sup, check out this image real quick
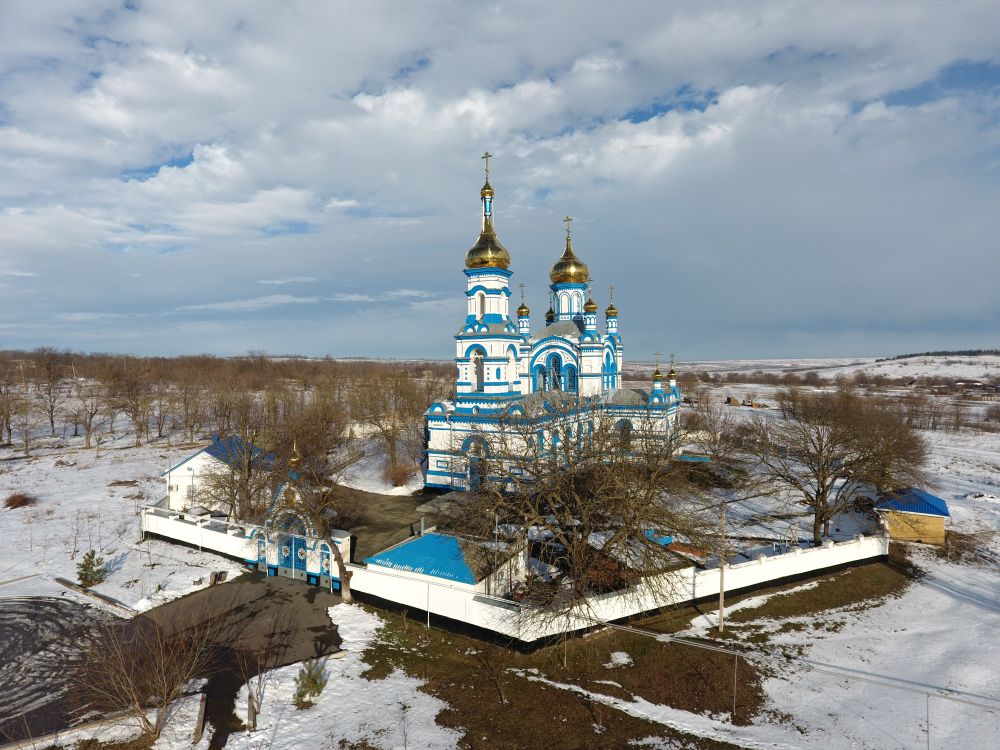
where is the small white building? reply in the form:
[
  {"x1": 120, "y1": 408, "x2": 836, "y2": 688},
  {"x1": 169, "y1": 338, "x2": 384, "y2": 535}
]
[{"x1": 161, "y1": 435, "x2": 263, "y2": 512}]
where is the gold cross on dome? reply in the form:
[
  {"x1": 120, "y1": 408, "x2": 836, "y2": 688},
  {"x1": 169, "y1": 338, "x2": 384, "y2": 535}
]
[
  {"x1": 563, "y1": 215, "x2": 573, "y2": 237},
  {"x1": 519, "y1": 282, "x2": 525, "y2": 302},
  {"x1": 608, "y1": 284, "x2": 615, "y2": 302},
  {"x1": 482, "y1": 151, "x2": 492, "y2": 177},
  {"x1": 670, "y1": 352, "x2": 676, "y2": 367},
  {"x1": 655, "y1": 352, "x2": 662, "y2": 367}
]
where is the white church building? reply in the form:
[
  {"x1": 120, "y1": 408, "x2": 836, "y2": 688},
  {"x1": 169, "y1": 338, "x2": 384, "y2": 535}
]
[{"x1": 424, "y1": 156, "x2": 682, "y2": 491}]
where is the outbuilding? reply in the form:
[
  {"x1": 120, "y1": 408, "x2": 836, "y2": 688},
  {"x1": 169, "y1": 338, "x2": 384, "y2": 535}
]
[{"x1": 874, "y1": 488, "x2": 951, "y2": 545}]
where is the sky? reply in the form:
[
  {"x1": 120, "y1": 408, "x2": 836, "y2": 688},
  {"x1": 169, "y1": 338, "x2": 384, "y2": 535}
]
[{"x1": 1, "y1": 1, "x2": 999, "y2": 362}]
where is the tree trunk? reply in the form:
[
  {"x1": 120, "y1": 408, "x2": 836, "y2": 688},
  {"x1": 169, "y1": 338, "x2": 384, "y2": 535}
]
[
  {"x1": 812, "y1": 513, "x2": 823, "y2": 545},
  {"x1": 326, "y1": 533, "x2": 353, "y2": 602}
]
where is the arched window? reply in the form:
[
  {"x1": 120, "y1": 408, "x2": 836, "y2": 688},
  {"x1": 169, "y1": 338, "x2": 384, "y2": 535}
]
[
  {"x1": 564, "y1": 364, "x2": 578, "y2": 392},
  {"x1": 476, "y1": 292, "x2": 486, "y2": 319},
  {"x1": 547, "y1": 354, "x2": 563, "y2": 391},
  {"x1": 472, "y1": 350, "x2": 485, "y2": 392}
]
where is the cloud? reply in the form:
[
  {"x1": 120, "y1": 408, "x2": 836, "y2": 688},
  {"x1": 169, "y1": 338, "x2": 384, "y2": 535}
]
[
  {"x1": 0, "y1": 2, "x2": 998, "y2": 358},
  {"x1": 178, "y1": 294, "x2": 320, "y2": 312},
  {"x1": 258, "y1": 276, "x2": 319, "y2": 285}
]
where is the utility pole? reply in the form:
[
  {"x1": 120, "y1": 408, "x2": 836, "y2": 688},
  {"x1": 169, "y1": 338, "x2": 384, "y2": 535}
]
[{"x1": 718, "y1": 499, "x2": 727, "y2": 634}]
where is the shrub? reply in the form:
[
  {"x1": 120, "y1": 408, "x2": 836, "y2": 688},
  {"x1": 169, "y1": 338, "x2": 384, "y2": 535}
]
[
  {"x1": 293, "y1": 657, "x2": 328, "y2": 709},
  {"x1": 77, "y1": 549, "x2": 107, "y2": 588},
  {"x1": 4, "y1": 493, "x2": 38, "y2": 509},
  {"x1": 383, "y1": 457, "x2": 416, "y2": 487}
]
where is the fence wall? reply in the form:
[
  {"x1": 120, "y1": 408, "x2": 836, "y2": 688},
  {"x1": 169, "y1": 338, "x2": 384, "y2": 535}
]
[
  {"x1": 347, "y1": 534, "x2": 889, "y2": 643},
  {"x1": 141, "y1": 504, "x2": 887, "y2": 644}
]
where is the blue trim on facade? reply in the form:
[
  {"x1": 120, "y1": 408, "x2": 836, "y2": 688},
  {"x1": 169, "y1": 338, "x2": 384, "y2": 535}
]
[{"x1": 465, "y1": 267, "x2": 513, "y2": 278}]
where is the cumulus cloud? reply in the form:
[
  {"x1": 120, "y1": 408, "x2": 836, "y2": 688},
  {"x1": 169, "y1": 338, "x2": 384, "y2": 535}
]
[{"x1": 0, "y1": 1, "x2": 998, "y2": 357}]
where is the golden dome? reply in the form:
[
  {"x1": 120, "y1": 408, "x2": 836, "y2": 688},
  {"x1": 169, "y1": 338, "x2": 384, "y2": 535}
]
[
  {"x1": 653, "y1": 366, "x2": 663, "y2": 381},
  {"x1": 465, "y1": 175, "x2": 510, "y2": 269},
  {"x1": 605, "y1": 302, "x2": 618, "y2": 317},
  {"x1": 584, "y1": 297, "x2": 597, "y2": 313},
  {"x1": 668, "y1": 367, "x2": 677, "y2": 380},
  {"x1": 465, "y1": 229, "x2": 510, "y2": 270},
  {"x1": 550, "y1": 233, "x2": 589, "y2": 284},
  {"x1": 516, "y1": 301, "x2": 530, "y2": 317},
  {"x1": 545, "y1": 306, "x2": 555, "y2": 323}
]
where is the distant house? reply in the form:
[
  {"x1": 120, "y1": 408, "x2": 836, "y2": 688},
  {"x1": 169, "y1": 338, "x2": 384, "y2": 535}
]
[
  {"x1": 161, "y1": 435, "x2": 265, "y2": 512},
  {"x1": 364, "y1": 531, "x2": 526, "y2": 597},
  {"x1": 874, "y1": 488, "x2": 950, "y2": 545}
]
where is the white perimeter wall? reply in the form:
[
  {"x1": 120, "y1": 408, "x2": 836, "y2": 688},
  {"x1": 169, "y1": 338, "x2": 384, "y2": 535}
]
[
  {"x1": 348, "y1": 535, "x2": 889, "y2": 643},
  {"x1": 142, "y1": 504, "x2": 888, "y2": 644}
]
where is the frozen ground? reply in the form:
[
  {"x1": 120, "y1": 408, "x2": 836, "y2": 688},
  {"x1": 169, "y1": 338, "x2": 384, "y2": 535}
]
[
  {"x1": 2, "y1": 363, "x2": 998, "y2": 749},
  {"x1": 626, "y1": 353, "x2": 1000, "y2": 380},
  {"x1": 217, "y1": 604, "x2": 459, "y2": 750},
  {"x1": 0, "y1": 432, "x2": 244, "y2": 611}
]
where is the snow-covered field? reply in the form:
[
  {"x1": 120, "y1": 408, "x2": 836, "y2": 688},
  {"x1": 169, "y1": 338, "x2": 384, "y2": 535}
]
[
  {"x1": 0, "y1": 432, "x2": 244, "y2": 611},
  {"x1": 216, "y1": 605, "x2": 460, "y2": 750},
  {"x1": 2, "y1": 356, "x2": 998, "y2": 749},
  {"x1": 626, "y1": 353, "x2": 1000, "y2": 382}
]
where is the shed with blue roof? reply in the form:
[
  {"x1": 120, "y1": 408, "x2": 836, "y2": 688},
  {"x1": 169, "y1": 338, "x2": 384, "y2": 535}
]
[{"x1": 875, "y1": 488, "x2": 950, "y2": 545}]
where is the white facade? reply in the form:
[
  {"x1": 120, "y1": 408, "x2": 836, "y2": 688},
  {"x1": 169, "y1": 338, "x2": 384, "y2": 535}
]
[{"x1": 425, "y1": 168, "x2": 682, "y2": 491}]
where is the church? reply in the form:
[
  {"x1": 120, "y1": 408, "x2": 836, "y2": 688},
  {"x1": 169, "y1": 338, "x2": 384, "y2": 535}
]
[{"x1": 423, "y1": 155, "x2": 681, "y2": 491}]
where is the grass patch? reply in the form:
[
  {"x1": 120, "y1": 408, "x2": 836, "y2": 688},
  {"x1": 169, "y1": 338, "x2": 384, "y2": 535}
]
[
  {"x1": 729, "y1": 558, "x2": 913, "y2": 624},
  {"x1": 354, "y1": 554, "x2": 921, "y2": 748},
  {"x1": 359, "y1": 608, "x2": 755, "y2": 749},
  {"x1": 4, "y1": 493, "x2": 38, "y2": 509}
]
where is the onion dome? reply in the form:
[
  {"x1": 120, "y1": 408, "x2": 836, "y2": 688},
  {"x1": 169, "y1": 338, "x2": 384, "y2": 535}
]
[
  {"x1": 466, "y1": 156, "x2": 510, "y2": 270},
  {"x1": 516, "y1": 301, "x2": 530, "y2": 317},
  {"x1": 584, "y1": 297, "x2": 597, "y2": 313},
  {"x1": 465, "y1": 202, "x2": 511, "y2": 270},
  {"x1": 550, "y1": 231, "x2": 589, "y2": 284},
  {"x1": 545, "y1": 306, "x2": 555, "y2": 324},
  {"x1": 653, "y1": 365, "x2": 663, "y2": 382},
  {"x1": 668, "y1": 366, "x2": 677, "y2": 381},
  {"x1": 605, "y1": 302, "x2": 618, "y2": 317}
]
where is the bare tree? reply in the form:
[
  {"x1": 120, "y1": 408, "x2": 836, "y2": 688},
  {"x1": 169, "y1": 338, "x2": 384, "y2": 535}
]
[
  {"x1": 0, "y1": 379, "x2": 15, "y2": 445},
  {"x1": 177, "y1": 378, "x2": 206, "y2": 444},
  {"x1": 742, "y1": 390, "x2": 927, "y2": 544},
  {"x1": 72, "y1": 613, "x2": 219, "y2": 740},
  {"x1": 13, "y1": 389, "x2": 38, "y2": 457},
  {"x1": 119, "y1": 366, "x2": 152, "y2": 447},
  {"x1": 197, "y1": 392, "x2": 273, "y2": 520},
  {"x1": 75, "y1": 381, "x2": 104, "y2": 449},
  {"x1": 150, "y1": 377, "x2": 173, "y2": 441},
  {"x1": 235, "y1": 612, "x2": 294, "y2": 732},
  {"x1": 268, "y1": 399, "x2": 362, "y2": 601},
  {"x1": 452, "y1": 398, "x2": 716, "y2": 643},
  {"x1": 35, "y1": 347, "x2": 66, "y2": 437},
  {"x1": 354, "y1": 373, "x2": 428, "y2": 486}
]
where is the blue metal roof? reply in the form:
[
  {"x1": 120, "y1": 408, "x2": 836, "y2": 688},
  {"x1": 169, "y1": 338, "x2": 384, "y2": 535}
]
[
  {"x1": 644, "y1": 530, "x2": 674, "y2": 546},
  {"x1": 676, "y1": 454, "x2": 711, "y2": 463},
  {"x1": 364, "y1": 533, "x2": 478, "y2": 584},
  {"x1": 203, "y1": 435, "x2": 264, "y2": 465},
  {"x1": 162, "y1": 435, "x2": 269, "y2": 476},
  {"x1": 876, "y1": 488, "x2": 951, "y2": 518}
]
